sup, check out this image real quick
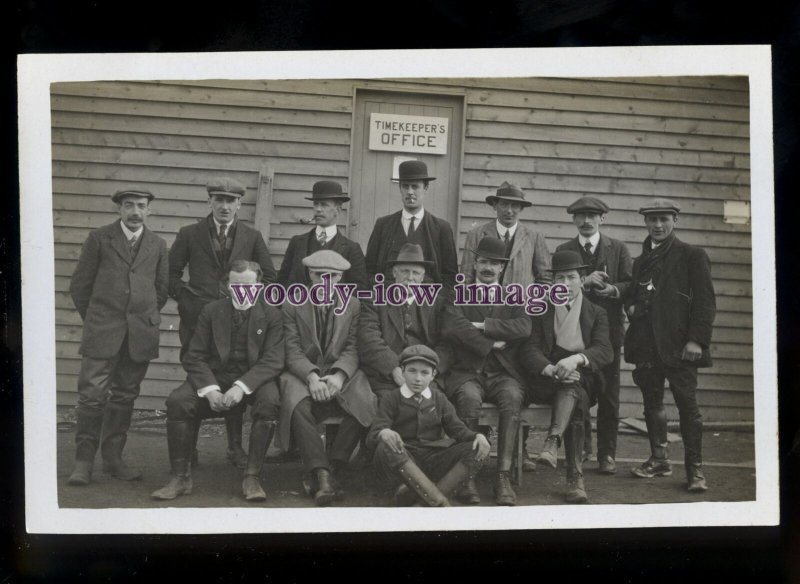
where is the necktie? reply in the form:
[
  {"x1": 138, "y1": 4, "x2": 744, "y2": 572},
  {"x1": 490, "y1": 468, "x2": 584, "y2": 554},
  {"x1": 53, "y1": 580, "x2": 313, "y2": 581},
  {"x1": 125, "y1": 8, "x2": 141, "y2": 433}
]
[
  {"x1": 408, "y1": 215, "x2": 416, "y2": 236},
  {"x1": 218, "y1": 223, "x2": 228, "y2": 247},
  {"x1": 584, "y1": 241, "x2": 593, "y2": 255},
  {"x1": 318, "y1": 229, "x2": 327, "y2": 246},
  {"x1": 503, "y1": 230, "x2": 510, "y2": 244},
  {"x1": 412, "y1": 393, "x2": 424, "y2": 405},
  {"x1": 128, "y1": 235, "x2": 137, "y2": 251},
  {"x1": 565, "y1": 303, "x2": 571, "y2": 312}
]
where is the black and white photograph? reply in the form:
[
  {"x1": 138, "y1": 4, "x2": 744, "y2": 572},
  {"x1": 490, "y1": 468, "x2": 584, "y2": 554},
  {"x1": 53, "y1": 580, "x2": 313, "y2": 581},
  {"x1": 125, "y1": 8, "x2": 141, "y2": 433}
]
[{"x1": 18, "y1": 46, "x2": 777, "y2": 533}]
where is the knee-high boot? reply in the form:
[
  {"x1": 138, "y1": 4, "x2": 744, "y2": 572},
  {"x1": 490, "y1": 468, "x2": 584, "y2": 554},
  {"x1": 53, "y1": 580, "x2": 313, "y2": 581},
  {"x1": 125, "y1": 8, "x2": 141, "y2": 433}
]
[
  {"x1": 494, "y1": 411, "x2": 519, "y2": 506},
  {"x1": 564, "y1": 417, "x2": 588, "y2": 503},
  {"x1": 225, "y1": 409, "x2": 248, "y2": 468},
  {"x1": 396, "y1": 459, "x2": 450, "y2": 507},
  {"x1": 151, "y1": 420, "x2": 194, "y2": 500},
  {"x1": 242, "y1": 420, "x2": 276, "y2": 502},
  {"x1": 67, "y1": 408, "x2": 104, "y2": 486},
  {"x1": 100, "y1": 401, "x2": 142, "y2": 481},
  {"x1": 455, "y1": 418, "x2": 481, "y2": 505}
]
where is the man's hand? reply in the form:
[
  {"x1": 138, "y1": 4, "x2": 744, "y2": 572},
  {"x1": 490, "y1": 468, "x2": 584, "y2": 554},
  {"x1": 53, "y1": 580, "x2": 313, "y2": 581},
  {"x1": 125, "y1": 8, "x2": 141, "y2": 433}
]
[
  {"x1": 492, "y1": 340, "x2": 507, "y2": 351},
  {"x1": 594, "y1": 282, "x2": 618, "y2": 298},
  {"x1": 626, "y1": 305, "x2": 636, "y2": 318},
  {"x1": 206, "y1": 389, "x2": 228, "y2": 413},
  {"x1": 473, "y1": 433, "x2": 491, "y2": 461},
  {"x1": 378, "y1": 428, "x2": 405, "y2": 454},
  {"x1": 307, "y1": 373, "x2": 330, "y2": 402},
  {"x1": 392, "y1": 366, "x2": 405, "y2": 388},
  {"x1": 222, "y1": 385, "x2": 245, "y2": 409},
  {"x1": 554, "y1": 354, "x2": 584, "y2": 379},
  {"x1": 681, "y1": 340, "x2": 703, "y2": 362},
  {"x1": 471, "y1": 321, "x2": 485, "y2": 330},
  {"x1": 583, "y1": 270, "x2": 608, "y2": 290},
  {"x1": 320, "y1": 371, "x2": 346, "y2": 398}
]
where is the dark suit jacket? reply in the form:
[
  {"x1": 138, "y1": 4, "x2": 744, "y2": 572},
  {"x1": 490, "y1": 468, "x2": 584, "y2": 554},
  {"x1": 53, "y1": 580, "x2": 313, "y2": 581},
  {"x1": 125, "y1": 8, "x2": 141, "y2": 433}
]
[
  {"x1": 182, "y1": 298, "x2": 284, "y2": 392},
  {"x1": 556, "y1": 233, "x2": 632, "y2": 349},
  {"x1": 520, "y1": 297, "x2": 613, "y2": 403},
  {"x1": 277, "y1": 228, "x2": 368, "y2": 289},
  {"x1": 70, "y1": 220, "x2": 168, "y2": 362},
  {"x1": 168, "y1": 215, "x2": 276, "y2": 331},
  {"x1": 624, "y1": 236, "x2": 716, "y2": 368},
  {"x1": 365, "y1": 210, "x2": 458, "y2": 290},
  {"x1": 443, "y1": 302, "x2": 531, "y2": 397}
]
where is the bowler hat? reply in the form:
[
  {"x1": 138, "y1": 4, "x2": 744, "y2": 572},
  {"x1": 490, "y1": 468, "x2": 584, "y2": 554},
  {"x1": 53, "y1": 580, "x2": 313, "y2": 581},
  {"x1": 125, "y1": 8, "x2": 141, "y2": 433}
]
[
  {"x1": 399, "y1": 344, "x2": 439, "y2": 369},
  {"x1": 638, "y1": 198, "x2": 681, "y2": 215},
  {"x1": 206, "y1": 176, "x2": 246, "y2": 198},
  {"x1": 385, "y1": 243, "x2": 433, "y2": 269},
  {"x1": 305, "y1": 180, "x2": 350, "y2": 203},
  {"x1": 547, "y1": 250, "x2": 589, "y2": 273},
  {"x1": 470, "y1": 236, "x2": 510, "y2": 262},
  {"x1": 302, "y1": 250, "x2": 351, "y2": 272},
  {"x1": 393, "y1": 160, "x2": 436, "y2": 182},
  {"x1": 566, "y1": 196, "x2": 609, "y2": 215},
  {"x1": 111, "y1": 188, "x2": 155, "y2": 204},
  {"x1": 485, "y1": 181, "x2": 532, "y2": 207}
]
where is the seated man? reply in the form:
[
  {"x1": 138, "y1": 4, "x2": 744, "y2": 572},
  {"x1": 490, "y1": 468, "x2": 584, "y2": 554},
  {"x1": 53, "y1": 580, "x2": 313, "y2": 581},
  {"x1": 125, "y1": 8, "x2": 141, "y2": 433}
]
[
  {"x1": 279, "y1": 250, "x2": 377, "y2": 506},
  {"x1": 151, "y1": 260, "x2": 284, "y2": 502},
  {"x1": 367, "y1": 345, "x2": 490, "y2": 507},
  {"x1": 520, "y1": 250, "x2": 613, "y2": 503},
  {"x1": 444, "y1": 237, "x2": 531, "y2": 506}
]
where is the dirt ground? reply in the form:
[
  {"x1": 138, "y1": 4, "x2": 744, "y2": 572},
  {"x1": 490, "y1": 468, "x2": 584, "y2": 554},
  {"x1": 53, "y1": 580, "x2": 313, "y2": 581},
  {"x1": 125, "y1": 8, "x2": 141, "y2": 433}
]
[{"x1": 56, "y1": 408, "x2": 756, "y2": 509}]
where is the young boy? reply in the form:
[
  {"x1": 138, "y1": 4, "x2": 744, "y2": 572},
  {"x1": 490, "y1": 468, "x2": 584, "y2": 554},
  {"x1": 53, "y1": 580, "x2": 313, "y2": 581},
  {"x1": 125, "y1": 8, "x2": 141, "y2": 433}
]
[{"x1": 366, "y1": 345, "x2": 491, "y2": 507}]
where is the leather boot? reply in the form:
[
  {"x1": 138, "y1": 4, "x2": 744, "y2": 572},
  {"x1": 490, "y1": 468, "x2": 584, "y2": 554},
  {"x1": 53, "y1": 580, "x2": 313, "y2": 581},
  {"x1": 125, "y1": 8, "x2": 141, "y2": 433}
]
[
  {"x1": 151, "y1": 420, "x2": 193, "y2": 500},
  {"x1": 396, "y1": 459, "x2": 450, "y2": 507},
  {"x1": 494, "y1": 411, "x2": 519, "y2": 506},
  {"x1": 521, "y1": 426, "x2": 536, "y2": 472},
  {"x1": 537, "y1": 435, "x2": 560, "y2": 469},
  {"x1": 242, "y1": 420, "x2": 275, "y2": 502},
  {"x1": 686, "y1": 463, "x2": 708, "y2": 492},
  {"x1": 313, "y1": 468, "x2": 342, "y2": 506},
  {"x1": 564, "y1": 420, "x2": 588, "y2": 503},
  {"x1": 190, "y1": 418, "x2": 200, "y2": 468},
  {"x1": 100, "y1": 402, "x2": 142, "y2": 481},
  {"x1": 455, "y1": 417, "x2": 481, "y2": 505},
  {"x1": 225, "y1": 410, "x2": 248, "y2": 469},
  {"x1": 436, "y1": 460, "x2": 478, "y2": 501},
  {"x1": 68, "y1": 409, "x2": 103, "y2": 486}
]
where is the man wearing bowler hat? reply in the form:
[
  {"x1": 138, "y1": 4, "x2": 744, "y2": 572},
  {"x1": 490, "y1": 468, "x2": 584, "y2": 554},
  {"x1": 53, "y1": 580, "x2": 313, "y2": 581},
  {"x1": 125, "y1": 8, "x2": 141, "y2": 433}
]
[
  {"x1": 444, "y1": 237, "x2": 531, "y2": 506},
  {"x1": 277, "y1": 180, "x2": 368, "y2": 289},
  {"x1": 624, "y1": 198, "x2": 716, "y2": 493},
  {"x1": 168, "y1": 176, "x2": 277, "y2": 469},
  {"x1": 67, "y1": 188, "x2": 168, "y2": 486},
  {"x1": 365, "y1": 160, "x2": 458, "y2": 292},
  {"x1": 520, "y1": 250, "x2": 613, "y2": 503},
  {"x1": 557, "y1": 196, "x2": 632, "y2": 474}
]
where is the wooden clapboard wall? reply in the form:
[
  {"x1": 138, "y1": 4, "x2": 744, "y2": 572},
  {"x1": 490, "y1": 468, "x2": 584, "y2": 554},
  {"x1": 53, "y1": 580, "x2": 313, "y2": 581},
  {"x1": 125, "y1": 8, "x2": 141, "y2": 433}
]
[{"x1": 51, "y1": 76, "x2": 751, "y2": 420}]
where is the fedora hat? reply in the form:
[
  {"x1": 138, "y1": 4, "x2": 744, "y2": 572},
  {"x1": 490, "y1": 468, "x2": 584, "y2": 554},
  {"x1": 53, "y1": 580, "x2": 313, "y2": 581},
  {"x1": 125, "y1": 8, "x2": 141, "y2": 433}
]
[
  {"x1": 547, "y1": 250, "x2": 589, "y2": 273},
  {"x1": 305, "y1": 180, "x2": 350, "y2": 203},
  {"x1": 385, "y1": 243, "x2": 433, "y2": 269},
  {"x1": 111, "y1": 188, "x2": 155, "y2": 204},
  {"x1": 485, "y1": 181, "x2": 532, "y2": 207},
  {"x1": 470, "y1": 236, "x2": 510, "y2": 262},
  {"x1": 392, "y1": 160, "x2": 436, "y2": 182}
]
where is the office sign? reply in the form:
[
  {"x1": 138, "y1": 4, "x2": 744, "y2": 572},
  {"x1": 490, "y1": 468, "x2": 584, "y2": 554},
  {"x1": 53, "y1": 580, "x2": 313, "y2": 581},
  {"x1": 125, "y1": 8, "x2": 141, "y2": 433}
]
[{"x1": 369, "y1": 113, "x2": 449, "y2": 155}]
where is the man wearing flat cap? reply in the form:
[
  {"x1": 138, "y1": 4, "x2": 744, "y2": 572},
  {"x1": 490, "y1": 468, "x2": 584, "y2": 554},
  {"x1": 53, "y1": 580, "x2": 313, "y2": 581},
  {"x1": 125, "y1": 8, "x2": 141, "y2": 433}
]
[
  {"x1": 444, "y1": 237, "x2": 531, "y2": 506},
  {"x1": 460, "y1": 181, "x2": 552, "y2": 287},
  {"x1": 67, "y1": 188, "x2": 168, "y2": 486},
  {"x1": 168, "y1": 176, "x2": 277, "y2": 469},
  {"x1": 365, "y1": 160, "x2": 459, "y2": 293},
  {"x1": 278, "y1": 250, "x2": 377, "y2": 506},
  {"x1": 277, "y1": 180, "x2": 368, "y2": 289},
  {"x1": 557, "y1": 196, "x2": 632, "y2": 474},
  {"x1": 623, "y1": 198, "x2": 716, "y2": 493}
]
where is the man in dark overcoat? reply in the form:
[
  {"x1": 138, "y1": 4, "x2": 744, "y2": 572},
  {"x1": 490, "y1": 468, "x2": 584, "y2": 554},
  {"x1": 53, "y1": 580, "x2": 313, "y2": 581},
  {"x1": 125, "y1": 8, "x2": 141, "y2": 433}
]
[
  {"x1": 279, "y1": 250, "x2": 377, "y2": 506},
  {"x1": 364, "y1": 160, "x2": 458, "y2": 292},
  {"x1": 556, "y1": 196, "x2": 632, "y2": 474},
  {"x1": 624, "y1": 198, "x2": 716, "y2": 493},
  {"x1": 168, "y1": 176, "x2": 276, "y2": 468},
  {"x1": 68, "y1": 188, "x2": 168, "y2": 486},
  {"x1": 277, "y1": 180, "x2": 367, "y2": 289}
]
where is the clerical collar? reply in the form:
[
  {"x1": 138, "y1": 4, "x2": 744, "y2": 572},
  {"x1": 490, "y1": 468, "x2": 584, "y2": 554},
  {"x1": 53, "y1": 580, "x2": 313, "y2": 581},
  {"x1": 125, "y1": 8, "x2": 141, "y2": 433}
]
[
  {"x1": 315, "y1": 224, "x2": 338, "y2": 240},
  {"x1": 402, "y1": 208, "x2": 425, "y2": 222},
  {"x1": 579, "y1": 232, "x2": 600, "y2": 249},
  {"x1": 400, "y1": 384, "x2": 432, "y2": 399},
  {"x1": 120, "y1": 221, "x2": 143, "y2": 240},
  {"x1": 496, "y1": 220, "x2": 518, "y2": 239}
]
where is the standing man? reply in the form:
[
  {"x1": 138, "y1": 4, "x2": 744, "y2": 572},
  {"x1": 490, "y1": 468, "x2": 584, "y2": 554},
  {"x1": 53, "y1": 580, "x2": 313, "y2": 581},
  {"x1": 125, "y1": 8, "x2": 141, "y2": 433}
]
[
  {"x1": 557, "y1": 196, "x2": 632, "y2": 474},
  {"x1": 168, "y1": 176, "x2": 276, "y2": 468},
  {"x1": 365, "y1": 160, "x2": 458, "y2": 292},
  {"x1": 68, "y1": 188, "x2": 168, "y2": 486},
  {"x1": 444, "y1": 237, "x2": 531, "y2": 506},
  {"x1": 277, "y1": 180, "x2": 368, "y2": 289},
  {"x1": 624, "y1": 199, "x2": 716, "y2": 493}
]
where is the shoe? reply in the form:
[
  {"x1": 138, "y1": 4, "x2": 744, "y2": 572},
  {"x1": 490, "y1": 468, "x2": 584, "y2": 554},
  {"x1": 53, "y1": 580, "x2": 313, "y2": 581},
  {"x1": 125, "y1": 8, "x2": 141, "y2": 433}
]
[
  {"x1": 393, "y1": 484, "x2": 419, "y2": 507},
  {"x1": 582, "y1": 450, "x2": 592, "y2": 463},
  {"x1": 151, "y1": 475, "x2": 193, "y2": 500},
  {"x1": 537, "y1": 436, "x2": 560, "y2": 469},
  {"x1": 494, "y1": 471, "x2": 517, "y2": 506},
  {"x1": 565, "y1": 475, "x2": 588, "y2": 504},
  {"x1": 687, "y1": 465, "x2": 709, "y2": 493},
  {"x1": 67, "y1": 461, "x2": 93, "y2": 486},
  {"x1": 630, "y1": 457, "x2": 673, "y2": 478},
  {"x1": 598, "y1": 455, "x2": 617, "y2": 475},
  {"x1": 521, "y1": 451, "x2": 537, "y2": 472},
  {"x1": 313, "y1": 468, "x2": 341, "y2": 507},
  {"x1": 457, "y1": 478, "x2": 481, "y2": 505},
  {"x1": 100, "y1": 403, "x2": 142, "y2": 481},
  {"x1": 242, "y1": 475, "x2": 267, "y2": 501}
]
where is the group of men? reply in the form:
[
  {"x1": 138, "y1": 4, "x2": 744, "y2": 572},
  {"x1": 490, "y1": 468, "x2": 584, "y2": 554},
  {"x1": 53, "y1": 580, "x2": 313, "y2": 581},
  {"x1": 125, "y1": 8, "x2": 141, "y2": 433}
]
[{"x1": 67, "y1": 159, "x2": 717, "y2": 507}]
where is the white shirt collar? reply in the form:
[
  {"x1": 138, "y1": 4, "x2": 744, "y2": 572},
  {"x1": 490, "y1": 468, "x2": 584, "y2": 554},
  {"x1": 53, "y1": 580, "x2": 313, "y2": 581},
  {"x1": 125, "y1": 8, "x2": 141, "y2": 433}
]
[
  {"x1": 496, "y1": 220, "x2": 518, "y2": 238},
  {"x1": 315, "y1": 224, "x2": 338, "y2": 240},
  {"x1": 120, "y1": 221, "x2": 143, "y2": 240},
  {"x1": 402, "y1": 208, "x2": 425, "y2": 222},
  {"x1": 212, "y1": 216, "x2": 235, "y2": 231},
  {"x1": 400, "y1": 384, "x2": 432, "y2": 399},
  {"x1": 651, "y1": 240, "x2": 662, "y2": 250},
  {"x1": 578, "y1": 232, "x2": 601, "y2": 250}
]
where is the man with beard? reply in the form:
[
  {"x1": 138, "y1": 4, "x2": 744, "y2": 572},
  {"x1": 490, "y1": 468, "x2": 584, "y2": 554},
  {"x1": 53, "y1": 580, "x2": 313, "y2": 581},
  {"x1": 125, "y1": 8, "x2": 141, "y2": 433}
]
[{"x1": 624, "y1": 198, "x2": 716, "y2": 493}]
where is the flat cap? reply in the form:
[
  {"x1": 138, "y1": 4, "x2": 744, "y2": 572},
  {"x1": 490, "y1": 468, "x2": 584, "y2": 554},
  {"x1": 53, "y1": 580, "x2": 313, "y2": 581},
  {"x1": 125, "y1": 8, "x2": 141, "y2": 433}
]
[
  {"x1": 111, "y1": 188, "x2": 155, "y2": 204},
  {"x1": 639, "y1": 198, "x2": 681, "y2": 215},
  {"x1": 566, "y1": 196, "x2": 609, "y2": 215},
  {"x1": 399, "y1": 344, "x2": 439, "y2": 369},
  {"x1": 206, "y1": 176, "x2": 246, "y2": 198},
  {"x1": 302, "y1": 250, "x2": 351, "y2": 272}
]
